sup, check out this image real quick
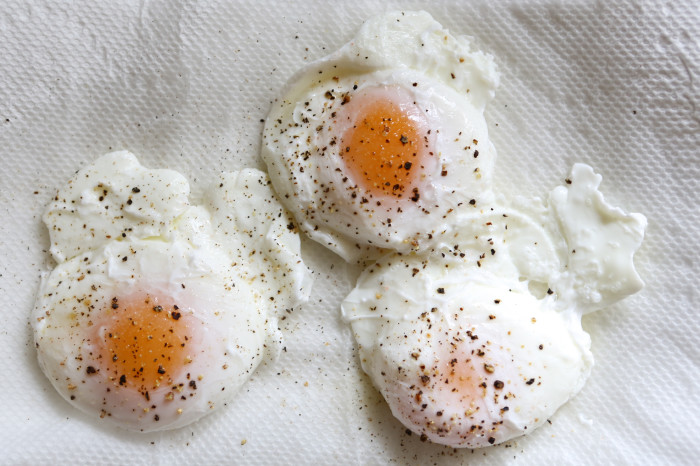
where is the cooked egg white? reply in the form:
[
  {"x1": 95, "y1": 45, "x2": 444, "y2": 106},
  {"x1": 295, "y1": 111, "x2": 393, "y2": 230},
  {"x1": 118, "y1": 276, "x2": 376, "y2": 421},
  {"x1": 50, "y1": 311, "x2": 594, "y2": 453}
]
[
  {"x1": 344, "y1": 259, "x2": 593, "y2": 448},
  {"x1": 262, "y1": 10, "x2": 499, "y2": 262},
  {"x1": 33, "y1": 151, "x2": 312, "y2": 432},
  {"x1": 342, "y1": 164, "x2": 646, "y2": 448}
]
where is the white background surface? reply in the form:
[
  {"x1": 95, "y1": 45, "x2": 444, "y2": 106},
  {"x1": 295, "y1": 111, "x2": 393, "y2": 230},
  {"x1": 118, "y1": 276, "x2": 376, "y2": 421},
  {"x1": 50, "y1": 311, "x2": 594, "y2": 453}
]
[{"x1": 1, "y1": 0, "x2": 698, "y2": 464}]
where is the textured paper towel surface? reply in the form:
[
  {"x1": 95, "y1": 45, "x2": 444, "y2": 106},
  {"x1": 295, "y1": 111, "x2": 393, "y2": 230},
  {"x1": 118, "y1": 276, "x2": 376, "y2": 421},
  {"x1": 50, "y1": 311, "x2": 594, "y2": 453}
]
[{"x1": 1, "y1": 0, "x2": 698, "y2": 464}]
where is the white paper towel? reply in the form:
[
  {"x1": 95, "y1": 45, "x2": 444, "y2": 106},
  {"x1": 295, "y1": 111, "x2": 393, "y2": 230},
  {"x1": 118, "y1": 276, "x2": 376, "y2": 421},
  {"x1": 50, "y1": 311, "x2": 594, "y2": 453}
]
[{"x1": 1, "y1": 0, "x2": 698, "y2": 464}]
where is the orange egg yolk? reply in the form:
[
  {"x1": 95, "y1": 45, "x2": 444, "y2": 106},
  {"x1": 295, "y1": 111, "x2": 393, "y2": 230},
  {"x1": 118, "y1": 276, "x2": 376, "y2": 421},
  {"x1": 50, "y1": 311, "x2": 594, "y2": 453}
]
[
  {"x1": 439, "y1": 355, "x2": 484, "y2": 405},
  {"x1": 391, "y1": 346, "x2": 492, "y2": 443},
  {"x1": 413, "y1": 355, "x2": 485, "y2": 416},
  {"x1": 93, "y1": 294, "x2": 195, "y2": 394},
  {"x1": 339, "y1": 86, "x2": 434, "y2": 200}
]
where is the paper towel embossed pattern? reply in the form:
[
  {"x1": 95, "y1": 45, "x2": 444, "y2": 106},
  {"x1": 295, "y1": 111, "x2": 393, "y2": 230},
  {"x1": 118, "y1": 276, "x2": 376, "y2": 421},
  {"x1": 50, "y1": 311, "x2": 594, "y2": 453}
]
[
  {"x1": 32, "y1": 151, "x2": 311, "y2": 432},
  {"x1": 262, "y1": 10, "x2": 647, "y2": 448}
]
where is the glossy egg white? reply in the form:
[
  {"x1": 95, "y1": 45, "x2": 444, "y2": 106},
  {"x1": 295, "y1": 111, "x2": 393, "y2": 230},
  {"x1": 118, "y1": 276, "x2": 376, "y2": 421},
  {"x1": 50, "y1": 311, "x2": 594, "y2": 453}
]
[
  {"x1": 342, "y1": 164, "x2": 646, "y2": 448},
  {"x1": 33, "y1": 151, "x2": 312, "y2": 432},
  {"x1": 262, "y1": 10, "x2": 499, "y2": 262}
]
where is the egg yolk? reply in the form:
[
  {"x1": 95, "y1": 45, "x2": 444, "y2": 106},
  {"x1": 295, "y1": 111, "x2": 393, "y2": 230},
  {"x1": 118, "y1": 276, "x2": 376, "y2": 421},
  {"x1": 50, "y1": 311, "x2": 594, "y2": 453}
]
[
  {"x1": 93, "y1": 294, "x2": 196, "y2": 395},
  {"x1": 390, "y1": 345, "x2": 495, "y2": 444},
  {"x1": 339, "y1": 86, "x2": 435, "y2": 200}
]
